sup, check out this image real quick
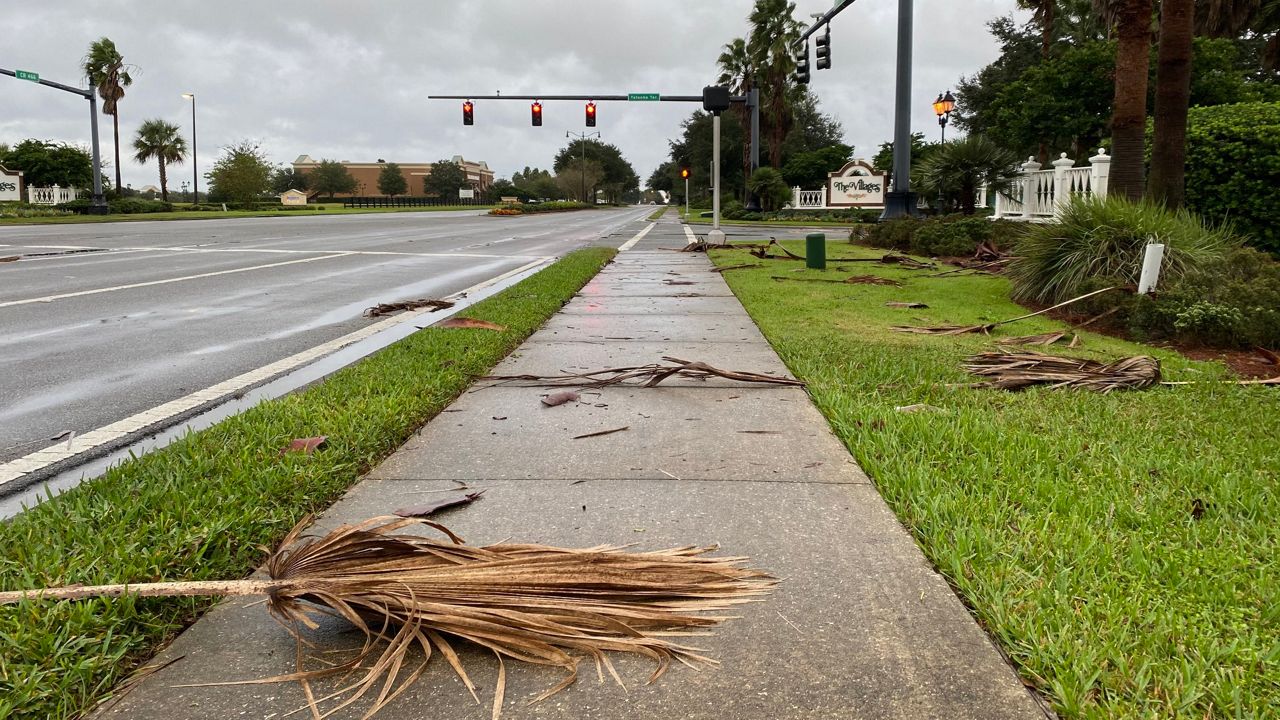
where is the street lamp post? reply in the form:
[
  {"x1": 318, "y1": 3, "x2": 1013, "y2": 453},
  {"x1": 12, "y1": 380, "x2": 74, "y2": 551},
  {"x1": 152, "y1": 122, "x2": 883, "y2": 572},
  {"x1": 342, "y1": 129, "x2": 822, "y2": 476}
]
[
  {"x1": 565, "y1": 130, "x2": 600, "y2": 203},
  {"x1": 181, "y1": 93, "x2": 197, "y2": 203},
  {"x1": 931, "y1": 90, "x2": 955, "y2": 213}
]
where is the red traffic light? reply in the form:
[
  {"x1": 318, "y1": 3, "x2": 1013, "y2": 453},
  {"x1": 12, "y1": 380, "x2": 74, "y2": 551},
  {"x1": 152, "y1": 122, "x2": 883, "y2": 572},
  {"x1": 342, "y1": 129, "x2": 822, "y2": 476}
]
[
  {"x1": 462, "y1": 101, "x2": 474, "y2": 126},
  {"x1": 585, "y1": 101, "x2": 597, "y2": 127},
  {"x1": 531, "y1": 101, "x2": 543, "y2": 127}
]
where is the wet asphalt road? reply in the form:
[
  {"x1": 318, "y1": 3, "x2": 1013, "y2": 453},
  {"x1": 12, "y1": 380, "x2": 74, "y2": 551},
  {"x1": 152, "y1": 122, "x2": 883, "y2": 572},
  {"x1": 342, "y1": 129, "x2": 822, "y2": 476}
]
[{"x1": 0, "y1": 206, "x2": 652, "y2": 465}]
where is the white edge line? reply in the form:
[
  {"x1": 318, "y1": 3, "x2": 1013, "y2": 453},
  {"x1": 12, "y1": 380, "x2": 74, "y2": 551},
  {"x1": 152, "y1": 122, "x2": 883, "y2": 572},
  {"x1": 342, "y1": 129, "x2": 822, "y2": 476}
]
[
  {"x1": 683, "y1": 225, "x2": 699, "y2": 245},
  {"x1": 0, "y1": 255, "x2": 555, "y2": 488},
  {"x1": 617, "y1": 222, "x2": 655, "y2": 251}
]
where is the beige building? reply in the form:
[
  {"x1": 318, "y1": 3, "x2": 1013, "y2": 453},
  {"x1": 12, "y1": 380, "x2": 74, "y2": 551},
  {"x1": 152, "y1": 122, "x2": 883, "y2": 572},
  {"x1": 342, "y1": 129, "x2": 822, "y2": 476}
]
[{"x1": 291, "y1": 155, "x2": 494, "y2": 197}]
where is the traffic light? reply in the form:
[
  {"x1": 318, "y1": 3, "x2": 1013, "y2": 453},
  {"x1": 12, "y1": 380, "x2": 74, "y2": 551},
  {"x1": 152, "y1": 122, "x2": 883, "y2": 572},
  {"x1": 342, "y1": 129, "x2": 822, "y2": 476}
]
[
  {"x1": 793, "y1": 42, "x2": 811, "y2": 85},
  {"x1": 531, "y1": 101, "x2": 543, "y2": 126},
  {"x1": 585, "y1": 101, "x2": 597, "y2": 127},
  {"x1": 462, "y1": 100, "x2": 474, "y2": 125},
  {"x1": 816, "y1": 28, "x2": 831, "y2": 70},
  {"x1": 680, "y1": 167, "x2": 690, "y2": 179}
]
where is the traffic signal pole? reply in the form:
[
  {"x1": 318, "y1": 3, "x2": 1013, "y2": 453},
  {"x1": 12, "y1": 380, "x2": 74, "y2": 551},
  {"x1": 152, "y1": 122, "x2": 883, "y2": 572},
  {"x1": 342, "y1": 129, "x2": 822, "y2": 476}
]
[{"x1": 1, "y1": 68, "x2": 107, "y2": 213}]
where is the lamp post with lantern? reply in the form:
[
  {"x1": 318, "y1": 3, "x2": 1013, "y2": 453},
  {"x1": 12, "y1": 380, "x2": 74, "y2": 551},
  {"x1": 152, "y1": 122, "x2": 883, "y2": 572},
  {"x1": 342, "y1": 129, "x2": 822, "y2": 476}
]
[{"x1": 931, "y1": 90, "x2": 955, "y2": 212}]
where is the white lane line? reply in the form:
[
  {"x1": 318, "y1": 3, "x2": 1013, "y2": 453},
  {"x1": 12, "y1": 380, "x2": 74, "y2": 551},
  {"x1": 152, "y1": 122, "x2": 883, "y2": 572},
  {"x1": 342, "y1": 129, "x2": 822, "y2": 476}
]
[
  {"x1": 0, "y1": 255, "x2": 554, "y2": 488},
  {"x1": 0, "y1": 253, "x2": 354, "y2": 309},
  {"x1": 683, "y1": 225, "x2": 699, "y2": 245},
  {"x1": 4, "y1": 244, "x2": 542, "y2": 261},
  {"x1": 618, "y1": 223, "x2": 655, "y2": 251}
]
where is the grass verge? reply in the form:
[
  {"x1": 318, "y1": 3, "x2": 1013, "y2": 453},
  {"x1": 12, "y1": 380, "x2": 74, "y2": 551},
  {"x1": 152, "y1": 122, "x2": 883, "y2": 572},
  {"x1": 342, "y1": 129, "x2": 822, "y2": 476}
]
[
  {"x1": 646, "y1": 206, "x2": 668, "y2": 221},
  {"x1": 711, "y1": 240, "x2": 1278, "y2": 719},
  {"x1": 0, "y1": 247, "x2": 616, "y2": 719},
  {"x1": 0, "y1": 204, "x2": 496, "y2": 225}
]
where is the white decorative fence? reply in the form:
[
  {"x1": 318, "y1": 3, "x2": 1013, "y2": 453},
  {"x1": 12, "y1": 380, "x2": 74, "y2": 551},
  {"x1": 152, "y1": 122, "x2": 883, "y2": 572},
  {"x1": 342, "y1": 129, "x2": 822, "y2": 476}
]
[
  {"x1": 27, "y1": 185, "x2": 80, "y2": 205},
  {"x1": 994, "y1": 149, "x2": 1110, "y2": 222},
  {"x1": 793, "y1": 188, "x2": 826, "y2": 209}
]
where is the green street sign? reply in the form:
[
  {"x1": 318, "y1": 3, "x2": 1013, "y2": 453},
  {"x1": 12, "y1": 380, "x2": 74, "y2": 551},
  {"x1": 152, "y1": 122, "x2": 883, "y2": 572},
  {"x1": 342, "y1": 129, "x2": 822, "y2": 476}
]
[
  {"x1": 15, "y1": 70, "x2": 39, "y2": 82},
  {"x1": 628, "y1": 93, "x2": 660, "y2": 102}
]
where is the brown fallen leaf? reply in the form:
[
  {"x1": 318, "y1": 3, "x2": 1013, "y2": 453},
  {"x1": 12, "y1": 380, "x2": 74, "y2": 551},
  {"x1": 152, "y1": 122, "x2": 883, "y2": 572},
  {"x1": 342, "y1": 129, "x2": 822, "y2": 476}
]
[
  {"x1": 393, "y1": 490, "x2": 486, "y2": 518},
  {"x1": 541, "y1": 391, "x2": 581, "y2": 407},
  {"x1": 437, "y1": 317, "x2": 506, "y2": 331},
  {"x1": 281, "y1": 436, "x2": 327, "y2": 454},
  {"x1": 885, "y1": 301, "x2": 929, "y2": 309},
  {"x1": 572, "y1": 426, "x2": 629, "y2": 440}
]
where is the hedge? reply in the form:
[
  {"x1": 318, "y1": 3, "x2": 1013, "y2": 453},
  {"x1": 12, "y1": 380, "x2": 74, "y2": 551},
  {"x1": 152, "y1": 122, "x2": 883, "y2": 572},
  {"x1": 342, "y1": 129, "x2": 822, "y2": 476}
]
[{"x1": 1182, "y1": 101, "x2": 1280, "y2": 254}]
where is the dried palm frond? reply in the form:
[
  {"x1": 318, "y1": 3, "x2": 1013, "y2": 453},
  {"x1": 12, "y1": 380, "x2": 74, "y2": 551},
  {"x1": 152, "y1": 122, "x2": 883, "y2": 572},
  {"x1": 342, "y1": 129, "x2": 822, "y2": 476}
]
[
  {"x1": 770, "y1": 275, "x2": 902, "y2": 286},
  {"x1": 0, "y1": 516, "x2": 775, "y2": 719},
  {"x1": 996, "y1": 331, "x2": 1069, "y2": 346},
  {"x1": 962, "y1": 351, "x2": 1161, "y2": 392},
  {"x1": 892, "y1": 285, "x2": 1121, "y2": 335},
  {"x1": 364, "y1": 299, "x2": 454, "y2": 317},
  {"x1": 484, "y1": 356, "x2": 804, "y2": 389}
]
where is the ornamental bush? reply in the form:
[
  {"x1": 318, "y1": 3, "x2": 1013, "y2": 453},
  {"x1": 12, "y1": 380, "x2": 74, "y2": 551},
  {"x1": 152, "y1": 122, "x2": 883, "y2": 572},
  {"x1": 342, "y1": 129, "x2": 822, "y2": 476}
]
[{"x1": 1182, "y1": 102, "x2": 1280, "y2": 254}]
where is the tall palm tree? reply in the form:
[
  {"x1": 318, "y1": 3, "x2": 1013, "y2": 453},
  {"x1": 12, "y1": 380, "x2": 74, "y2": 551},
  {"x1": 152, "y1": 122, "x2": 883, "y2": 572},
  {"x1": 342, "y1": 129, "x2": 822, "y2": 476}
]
[
  {"x1": 132, "y1": 119, "x2": 187, "y2": 202},
  {"x1": 1095, "y1": 0, "x2": 1154, "y2": 200},
  {"x1": 83, "y1": 38, "x2": 134, "y2": 195},
  {"x1": 1149, "y1": 0, "x2": 1195, "y2": 209},
  {"x1": 1197, "y1": 0, "x2": 1278, "y2": 70},
  {"x1": 747, "y1": 0, "x2": 802, "y2": 168},
  {"x1": 717, "y1": 37, "x2": 755, "y2": 199}
]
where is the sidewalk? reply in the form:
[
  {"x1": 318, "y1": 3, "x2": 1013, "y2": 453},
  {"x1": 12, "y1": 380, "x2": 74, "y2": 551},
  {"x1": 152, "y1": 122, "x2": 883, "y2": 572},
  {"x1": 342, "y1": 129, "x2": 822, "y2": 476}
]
[{"x1": 98, "y1": 217, "x2": 1049, "y2": 719}]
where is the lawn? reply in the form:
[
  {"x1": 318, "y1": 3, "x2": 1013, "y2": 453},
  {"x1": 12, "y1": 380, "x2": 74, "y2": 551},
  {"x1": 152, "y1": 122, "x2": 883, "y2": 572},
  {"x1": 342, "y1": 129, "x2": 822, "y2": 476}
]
[
  {"x1": 711, "y1": 240, "x2": 1278, "y2": 719},
  {"x1": 0, "y1": 203, "x2": 496, "y2": 225},
  {"x1": 646, "y1": 206, "x2": 669, "y2": 221},
  {"x1": 0, "y1": 247, "x2": 616, "y2": 720}
]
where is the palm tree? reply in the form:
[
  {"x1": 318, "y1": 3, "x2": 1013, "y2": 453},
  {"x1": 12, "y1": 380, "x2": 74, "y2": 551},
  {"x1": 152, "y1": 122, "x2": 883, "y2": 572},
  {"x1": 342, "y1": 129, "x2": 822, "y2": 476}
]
[
  {"x1": 1149, "y1": 0, "x2": 1195, "y2": 209},
  {"x1": 83, "y1": 38, "x2": 134, "y2": 195},
  {"x1": 914, "y1": 135, "x2": 1021, "y2": 215},
  {"x1": 717, "y1": 37, "x2": 755, "y2": 199},
  {"x1": 747, "y1": 0, "x2": 802, "y2": 168},
  {"x1": 1018, "y1": 0, "x2": 1058, "y2": 58},
  {"x1": 132, "y1": 119, "x2": 187, "y2": 202},
  {"x1": 1095, "y1": 0, "x2": 1154, "y2": 201},
  {"x1": 1196, "y1": 0, "x2": 1278, "y2": 70}
]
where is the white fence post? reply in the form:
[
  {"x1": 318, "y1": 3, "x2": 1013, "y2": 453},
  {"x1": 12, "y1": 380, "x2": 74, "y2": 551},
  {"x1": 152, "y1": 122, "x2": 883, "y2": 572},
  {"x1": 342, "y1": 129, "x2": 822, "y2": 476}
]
[
  {"x1": 1051, "y1": 153, "x2": 1075, "y2": 219},
  {"x1": 792, "y1": 186, "x2": 801, "y2": 209},
  {"x1": 1089, "y1": 148, "x2": 1110, "y2": 199}
]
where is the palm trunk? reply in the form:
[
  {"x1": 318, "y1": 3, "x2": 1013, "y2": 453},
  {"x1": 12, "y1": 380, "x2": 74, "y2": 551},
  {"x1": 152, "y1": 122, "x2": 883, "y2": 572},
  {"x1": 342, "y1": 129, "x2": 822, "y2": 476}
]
[
  {"x1": 1148, "y1": 0, "x2": 1194, "y2": 209},
  {"x1": 158, "y1": 160, "x2": 168, "y2": 202},
  {"x1": 112, "y1": 112, "x2": 122, "y2": 194},
  {"x1": 1040, "y1": 1, "x2": 1055, "y2": 59},
  {"x1": 1107, "y1": 0, "x2": 1154, "y2": 201}
]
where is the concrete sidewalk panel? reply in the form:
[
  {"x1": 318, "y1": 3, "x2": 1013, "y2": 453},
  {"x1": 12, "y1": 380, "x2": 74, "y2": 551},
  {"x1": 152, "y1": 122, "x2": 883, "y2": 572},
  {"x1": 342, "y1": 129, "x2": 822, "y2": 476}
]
[
  {"x1": 368, "y1": 386, "x2": 864, "y2": 483},
  {"x1": 560, "y1": 295, "x2": 747, "y2": 315},
  {"x1": 95, "y1": 480, "x2": 1045, "y2": 720},
  {"x1": 490, "y1": 341, "x2": 793, "y2": 385},
  {"x1": 535, "y1": 315, "x2": 770, "y2": 344}
]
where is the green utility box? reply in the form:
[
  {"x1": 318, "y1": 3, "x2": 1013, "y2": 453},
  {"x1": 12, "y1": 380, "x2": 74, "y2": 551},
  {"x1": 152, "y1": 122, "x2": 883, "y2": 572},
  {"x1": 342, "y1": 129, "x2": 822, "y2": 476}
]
[{"x1": 806, "y1": 233, "x2": 826, "y2": 270}]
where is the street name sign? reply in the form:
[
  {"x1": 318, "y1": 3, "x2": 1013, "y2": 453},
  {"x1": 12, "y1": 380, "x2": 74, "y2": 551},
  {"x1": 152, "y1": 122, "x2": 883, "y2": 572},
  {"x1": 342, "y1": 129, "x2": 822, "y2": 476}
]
[
  {"x1": 627, "y1": 93, "x2": 660, "y2": 101},
  {"x1": 15, "y1": 70, "x2": 39, "y2": 82}
]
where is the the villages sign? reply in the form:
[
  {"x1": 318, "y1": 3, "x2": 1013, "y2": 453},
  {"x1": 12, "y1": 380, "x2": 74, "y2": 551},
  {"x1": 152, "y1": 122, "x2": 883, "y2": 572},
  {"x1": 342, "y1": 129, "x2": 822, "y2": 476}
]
[
  {"x1": 827, "y1": 160, "x2": 885, "y2": 207},
  {"x1": 0, "y1": 165, "x2": 23, "y2": 202}
]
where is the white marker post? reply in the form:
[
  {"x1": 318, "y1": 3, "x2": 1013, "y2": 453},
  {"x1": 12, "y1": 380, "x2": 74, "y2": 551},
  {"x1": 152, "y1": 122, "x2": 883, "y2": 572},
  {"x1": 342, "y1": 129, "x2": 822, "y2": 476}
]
[{"x1": 1137, "y1": 241, "x2": 1166, "y2": 295}]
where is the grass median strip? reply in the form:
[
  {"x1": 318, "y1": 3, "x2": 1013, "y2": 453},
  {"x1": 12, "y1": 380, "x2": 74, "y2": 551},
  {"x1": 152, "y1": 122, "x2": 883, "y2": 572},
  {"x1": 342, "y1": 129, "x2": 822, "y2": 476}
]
[
  {"x1": 0, "y1": 246, "x2": 615, "y2": 720},
  {"x1": 711, "y1": 240, "x2": 1278, "y2": 719}
]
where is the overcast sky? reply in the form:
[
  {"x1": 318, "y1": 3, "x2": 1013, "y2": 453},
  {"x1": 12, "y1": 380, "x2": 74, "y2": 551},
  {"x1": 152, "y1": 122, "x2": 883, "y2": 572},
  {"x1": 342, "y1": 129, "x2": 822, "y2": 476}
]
[{"x1": 2, "y1": 0, "x2": 1026, "y2": 191}]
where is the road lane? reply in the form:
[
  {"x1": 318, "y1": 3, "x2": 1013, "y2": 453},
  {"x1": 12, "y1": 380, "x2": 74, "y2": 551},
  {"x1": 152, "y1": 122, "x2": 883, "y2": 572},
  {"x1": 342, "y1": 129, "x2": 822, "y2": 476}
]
[{"x1": 0, "y1": 206, "x2": 652, "y2": 466}]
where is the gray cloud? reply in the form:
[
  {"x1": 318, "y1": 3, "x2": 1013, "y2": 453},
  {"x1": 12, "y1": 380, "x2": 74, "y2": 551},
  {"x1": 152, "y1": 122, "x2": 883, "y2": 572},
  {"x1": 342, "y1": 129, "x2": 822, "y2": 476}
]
[{"x1": 2, "y1": 1, "x2": 1026, "y2": 190}]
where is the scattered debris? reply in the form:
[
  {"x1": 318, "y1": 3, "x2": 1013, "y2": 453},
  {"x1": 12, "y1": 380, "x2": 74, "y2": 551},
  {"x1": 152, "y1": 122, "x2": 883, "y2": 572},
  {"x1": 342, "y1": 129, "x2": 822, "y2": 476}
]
[
  {"x1": 893, "y1": 286, "x2": 1122, "y2": 335},
  {"x1": 749, "y1": 238, "x2": 805, "y2": 261},
  {"x1": 437, "y1": 317, "x2": 506, "y2": 331},
  {"x1": 962, "y1": 352, "x2": 1161, "y2": 392},
  {"x1": 492, "y1": 416, "x2": 507, "y2": 420},
  {"x1": 711, "y1": 263, "x2": 762, "y2": 273},
  {"x1": 1256, "y1": 347, "x2": 1280, "y2": 366},
  {"x1": 281, "y1": 436, "x2": 327, "y2": 454},
  {"x1": 878, "y1": 253, "x2": 935, "y2": 269},
  {"x1": 885, "y1": 301, "x2": 929, "y2": 309},
  {"x1": 771, "y1": 275, "x2": 903, "y2": 286},
  {"x1": 737, "y1": 430, "x2": 782, "y2": 434},
  {"x1": 364, "y1": 298, "x2": 454, "y2": 317},
  {"x1": 485, "y1": 356, "x2": 805, "y2": 389},
  {"x1": 572, "y1": 426, "x2": 630, "y2": 440},
  {"x1": 0, "y1": 255, "x2": 19, "y2": 263},
  {"x1": 394, "y1": 490, "x2": 486, "y2": 518},
  {"x1": 1, "y1": 516, "x2": 774, "y2": 720},
  {"x1": 541, "y1": 391, "x2": 581, "y2": 407},
  {"x1": 663, "y1": 279, "x2": 696, "y2": 285},
  {"x1": 997, "y1": 331, "x2": 1069, "y2": 347},
  {"x1": 895, "y1": 404, "x2": 947, "y2": 413}
]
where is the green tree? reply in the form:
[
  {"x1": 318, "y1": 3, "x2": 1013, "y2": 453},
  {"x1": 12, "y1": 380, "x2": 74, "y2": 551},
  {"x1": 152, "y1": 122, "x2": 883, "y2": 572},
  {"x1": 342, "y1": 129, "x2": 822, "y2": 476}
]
[
  {"x1": 0, "y1": 140, "x2": 93, "y2": 188},
  {"x1": 747, "y1": 167, "x2": 791, "y2": 211},
  {"x1": 915, "y1": 135, "x2": 1021, "y2": 215},
  {"x1": 667, "y1": 110, "x2": 747, "y2": 207},
  {"x1": 83, "y1": 38, "x2": 134, "y2": 194},
  {"x1": 555, "y1": 159, "x2": 605, "y2": 202},
  {"x1": 270, "y1": 166, "x2": 310, "y2": 195},
  {"x1": 553, "y1": 140, "x2": 639, "y2": 203},
  {"x1": 309, "y1": 159, "x2": 357, "y2": 199},
  {"x1": 777, "y1": 90, "x2": 846, "y2": 161},
  {"x1": 423, "y1": 159, "x2": 466, "y2": 199},
  {"x1": 377, "y1": 163, "x2": 408, "y2": 196},
  {"x1": 780, "y1": 144, "x2": 853, "y2": 188},
  {"x1": 206, "y1": 141, "x2": 272, "y2": 206},
  {"x1": 131, "y1": 119, "x2": 187, "y2": 202}
]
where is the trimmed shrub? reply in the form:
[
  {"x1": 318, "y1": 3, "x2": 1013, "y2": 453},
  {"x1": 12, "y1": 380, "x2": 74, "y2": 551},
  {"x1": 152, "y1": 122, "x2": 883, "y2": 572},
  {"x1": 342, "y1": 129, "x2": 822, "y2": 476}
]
[
  {"x1": 859, "y1": 214, "x2": 1023, "y2": 257},
  {"x1": 1007, "y1": 196, "x2": 1238, "y2": 304},
  {"x1": 1182, "y1": 102, "x2": 1280, "y2": 254},
  {"x1": 863, "y1": 217, "x2": 920, "y2": 251},
  {"x1": 108, "y1": 198, "x2": 173, "y2": 214}
]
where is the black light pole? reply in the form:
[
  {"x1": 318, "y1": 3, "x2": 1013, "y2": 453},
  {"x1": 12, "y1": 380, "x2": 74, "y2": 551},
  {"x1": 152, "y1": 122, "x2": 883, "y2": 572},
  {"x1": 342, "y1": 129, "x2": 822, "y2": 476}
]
[
  {"x1": 880, "y1": 0, "x2": 917, "y2": 220},
  {"x1": 566, "y1": 130, "x2": 600, "y2": 203},
  {"x1": 182, "y1": 93, "x2": 197, "y2": 202},
  {"x1": 932, "y1": 90, "x2": 955, "y2": 213}
]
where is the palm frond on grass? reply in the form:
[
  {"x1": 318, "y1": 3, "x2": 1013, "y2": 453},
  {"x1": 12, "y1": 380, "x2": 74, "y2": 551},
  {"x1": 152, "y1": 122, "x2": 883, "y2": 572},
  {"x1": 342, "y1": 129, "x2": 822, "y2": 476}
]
[
  {"x1": 962, "y1": 351, "x2": 1161, "y2": 392},
  {"x1": 483, "y1": 356, "x2": 804, "y2": 388},
  {"x1": 0, "y1": 516, "x2": 775, "y2": 719},
  {"x1": 892, "y1": 285, "x2": 1121, "y2": 335}
]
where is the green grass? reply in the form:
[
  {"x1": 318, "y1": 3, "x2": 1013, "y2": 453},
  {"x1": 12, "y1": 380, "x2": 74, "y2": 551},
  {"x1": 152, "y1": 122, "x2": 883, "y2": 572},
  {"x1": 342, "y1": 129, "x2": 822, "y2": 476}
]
[
  {"x1": 711, "y1": 241, "x2": 1278, "y2": 719},
  {"x1": 0, "y1": 247, "x2": 615, "y2": 719},
  {"x1": 646, "y1": 206, "x2": 669, "y2": 221},
  {"x1": 0, "y1": 203, "x2": 497, "y2": 225}
]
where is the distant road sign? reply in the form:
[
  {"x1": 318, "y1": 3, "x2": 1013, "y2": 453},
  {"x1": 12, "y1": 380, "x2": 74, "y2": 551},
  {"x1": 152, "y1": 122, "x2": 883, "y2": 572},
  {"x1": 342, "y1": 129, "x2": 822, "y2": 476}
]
[
  {"x1": 15, "y1": 70, "x2": 39, "y2": 82},
  {"x1": 627, "y1": 93, "x2": 660, "y2": 101}
]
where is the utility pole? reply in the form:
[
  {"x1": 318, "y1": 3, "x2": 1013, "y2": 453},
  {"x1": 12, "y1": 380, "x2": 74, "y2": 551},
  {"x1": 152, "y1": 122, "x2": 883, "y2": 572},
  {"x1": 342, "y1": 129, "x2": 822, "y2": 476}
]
[
  {"x1": 880, "y1": 0, "x2": 917, "y2": 220},
  {"x1": 566, "y1": 130, "x2": 600, "y2": 203}
]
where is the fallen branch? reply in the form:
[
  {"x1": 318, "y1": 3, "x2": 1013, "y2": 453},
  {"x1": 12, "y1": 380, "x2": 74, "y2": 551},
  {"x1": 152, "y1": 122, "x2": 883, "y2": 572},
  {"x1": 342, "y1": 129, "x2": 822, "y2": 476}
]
[
  {"x1": 572, "y1": 426, "x2": 630, "y2": 440},
  {"x1": 962, "y1": 351, "x2": 1161, "y2": 392},
  {"x1": 996, "y1": 331, "x2": 1069, "y2": 347},
  {"x1": 711, "y1": 263, "x2": 763, "y2": 273},
  {"x1": 483, "y1": 356, "x2": 804, "y2": 389},
  {"x1": 771, "y1": 275, "x2": 902, "y2": 287},
  {"x1": 364, "y1": 298, "x2": 454, "y2": 317},
  {"x1": 892, "y1": 285, "x2": 1122, "y2": 335}
]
